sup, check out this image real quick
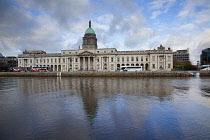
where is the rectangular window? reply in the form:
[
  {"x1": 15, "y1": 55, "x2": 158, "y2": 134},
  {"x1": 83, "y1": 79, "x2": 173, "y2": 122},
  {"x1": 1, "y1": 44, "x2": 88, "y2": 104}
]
[
  {"x1": 51, "y1": 59, "x2": 53, "y2": 63},
  {"x1": 43, "y1": 59, "x2": 45, "y2": 63},
  {"x1": 160, "y1": 57, "x2": 163, "y2": 61},
  {"x1": 58, "y1": 58, "x2": 60, "y2": 63},
  {"x1": 141, "y1": 57, "x2": 143, "y2": 61},
  {"x1": 55, "y1": 58, "x2": 57, "y2": 63},
  {"x1": 37, "y1": 60, "x2": 38, "y2": 63},
  {"x1": 111, "y1": 64, "x2": 114, "y2": 70},
  {"x1": 111, "y1": 57, "x2": 114, "y2": 62},
  {"x1": 30, "y1": 59, "x2": 32, "y2": 63},
  {"x1": 75, "y1": 58, "x2": 78, "y2": 62},
  {"x1": 131, "y1": 57, "x2": 134, "y2": 61},
  {"x1": 136, "y1": 57, "x2": 138, "y2": 61},
  {"x1": 168, "y1": 56, "x2": 171, "y2": 61},
  {"x1": 168, "y1": 64, "x2": 171, "y2": 68},
  {"x1": 122, "y1": 57, "x2": 124, "y2": 62},
  {"x1": 152, "y1": 56, "x2": 155, "y2": 61},
  {"x1": 146, "y1": 57, "x2": 148, "y2": 61},
  {"x1": 127, "y1": 57, "x2": 129, "y2": 62},
  {"x1": 47, "y1": 59, "x2": 49, "y2": 63},
  {"x1": 153, "y1": 64, "x2": 155, "y2": 69},
  {"x1": 117, "y1": 57, "x2": 120, "y2": 62},
  {"x1": 63, "y1": 59, "x2": 65, "y2": 63}
]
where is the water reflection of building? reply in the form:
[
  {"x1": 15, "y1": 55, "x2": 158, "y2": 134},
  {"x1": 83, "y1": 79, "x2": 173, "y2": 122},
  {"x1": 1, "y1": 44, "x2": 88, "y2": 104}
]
[
  {"x1": 17, "y1": 77, "x2": 175, "y2": 122},
  {"x1": 16, "y1": 77, "x2": 175, "y2": 136},
  {"x1": 17, "y1": 77, "x2": 174, "y2": 101}
]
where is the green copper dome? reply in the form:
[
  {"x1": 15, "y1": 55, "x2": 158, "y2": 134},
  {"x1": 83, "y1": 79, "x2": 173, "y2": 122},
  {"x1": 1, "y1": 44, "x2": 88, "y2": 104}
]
[{"x1": 85, "y1": 27, "x2": 95, "y2": 34}]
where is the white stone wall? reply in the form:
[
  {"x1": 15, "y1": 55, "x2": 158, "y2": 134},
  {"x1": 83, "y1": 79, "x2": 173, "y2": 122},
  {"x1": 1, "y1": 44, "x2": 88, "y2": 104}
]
[{"x1": 18, "y1": 48, "x2": 174, "y2": 72}]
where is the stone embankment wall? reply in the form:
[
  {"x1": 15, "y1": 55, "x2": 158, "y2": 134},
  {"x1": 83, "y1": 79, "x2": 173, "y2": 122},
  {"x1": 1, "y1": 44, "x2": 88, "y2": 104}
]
[
  {"x1": 200, "y1": 71, "x2": 210, "y2": 76},
  {"x1": 0, "y1": 71, "x2": 195, "y2": 77}
]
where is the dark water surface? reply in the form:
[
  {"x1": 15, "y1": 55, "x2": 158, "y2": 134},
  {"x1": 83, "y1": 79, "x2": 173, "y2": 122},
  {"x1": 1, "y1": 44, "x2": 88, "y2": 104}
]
[{"x1": 0, "y1": 77, "x2": 210, "y2": 140}]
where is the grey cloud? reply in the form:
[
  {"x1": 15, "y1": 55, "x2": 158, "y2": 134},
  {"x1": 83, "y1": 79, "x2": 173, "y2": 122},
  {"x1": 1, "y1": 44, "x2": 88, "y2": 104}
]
[
  {"x1": 0, "y1": 0, "x2": 93, "y2": 55},
  {"x1": 0, "y1": 2, "x2": 62, "y2": 54},
  {"x1": 17, "y1": 0, "x2": 92, "y2": 28}
]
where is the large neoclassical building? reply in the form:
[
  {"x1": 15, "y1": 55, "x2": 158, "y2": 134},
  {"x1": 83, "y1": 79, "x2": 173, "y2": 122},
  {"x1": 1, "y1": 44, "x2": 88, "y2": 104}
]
[{"x1": 18, "y1": 21, "x2": 173, "y2": 71}]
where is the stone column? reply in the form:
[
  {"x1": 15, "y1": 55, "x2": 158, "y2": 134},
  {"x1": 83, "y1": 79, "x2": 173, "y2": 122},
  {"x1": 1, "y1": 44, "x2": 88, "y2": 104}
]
[
  {"x1": 72, "y1": 57, "x2": 74, "y2": 71},
  {"x1": 83, "y1": 57, "x2": 85, "y2": 71},
  {"x1": 88, "y1": 57, "x2": 90, "y2": 71},
  {"x1": 78, "y1": 57, "x2": 80, "y2": 71},
  {"x1": 107, "y1": 57, "x2": 109, "y2": 70},
  {"x1": 93, "y1": 57, "x2": 95, "y2": 71},
  {"x1": 101, "y1": 57, "x2": 103, "y2": 70},
  {"x1": 66, "y1": 58, "x2": 69, "y2": 71}
]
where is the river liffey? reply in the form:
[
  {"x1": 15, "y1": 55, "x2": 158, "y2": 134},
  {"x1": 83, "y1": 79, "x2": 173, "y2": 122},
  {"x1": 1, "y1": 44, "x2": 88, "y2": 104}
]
[{"x1": 0, "y1": 77, "x2": 210, "y2": 140}]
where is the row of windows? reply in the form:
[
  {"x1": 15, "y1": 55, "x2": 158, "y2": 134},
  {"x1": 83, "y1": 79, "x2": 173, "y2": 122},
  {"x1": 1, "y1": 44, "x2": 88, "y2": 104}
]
[
  {"x1": 62, "y1": 50, "x2": 115, "y2": 55},
  {"x1": 114, "y1": 56, "x2": 148, "y2": 62},
  {"x1": 19, "y1": 58, "x2": 66, "y2": 64},
  {"x1": 19, "y1": 55, "x2": 172, "y2": 64}
]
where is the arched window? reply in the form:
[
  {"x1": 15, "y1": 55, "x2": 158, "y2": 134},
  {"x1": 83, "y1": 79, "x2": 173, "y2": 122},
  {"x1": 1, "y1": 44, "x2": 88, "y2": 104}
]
[{"x1": 117, "y1": 64, "x2": 120, "y2": 68}]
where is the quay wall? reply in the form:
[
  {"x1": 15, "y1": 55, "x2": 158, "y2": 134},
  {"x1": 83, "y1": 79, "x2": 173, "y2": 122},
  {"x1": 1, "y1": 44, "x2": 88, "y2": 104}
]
[
  {"x1": 0, "y1": 71, "x2": 197, "y2": 77},
  {"x1": 200, "y1": 71, "x2": 210, "y2": 76}
]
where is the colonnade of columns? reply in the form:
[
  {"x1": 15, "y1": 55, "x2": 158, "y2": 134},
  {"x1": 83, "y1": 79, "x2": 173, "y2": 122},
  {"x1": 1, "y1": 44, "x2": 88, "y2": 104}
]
[{"x1": 80, "y1": 56, "x2": 95, "y2": 71}]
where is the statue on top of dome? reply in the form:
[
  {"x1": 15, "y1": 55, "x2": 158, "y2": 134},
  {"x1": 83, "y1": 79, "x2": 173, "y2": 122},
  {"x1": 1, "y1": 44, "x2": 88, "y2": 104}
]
[{"x1": 89, "y1": 20, "x2": 91, "y2": 28}]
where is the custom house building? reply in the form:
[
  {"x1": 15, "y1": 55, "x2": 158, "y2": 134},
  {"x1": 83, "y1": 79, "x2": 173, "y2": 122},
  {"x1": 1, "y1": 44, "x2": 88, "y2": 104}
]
[{"x1": 18, "y1": 21, "x2": 173, "y2": 72}]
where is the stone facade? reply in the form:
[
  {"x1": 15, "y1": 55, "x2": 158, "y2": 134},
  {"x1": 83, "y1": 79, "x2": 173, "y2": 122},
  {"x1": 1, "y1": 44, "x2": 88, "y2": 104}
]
[{"x1": 18, "y1": 21, "x2": 173, "y2": 72}]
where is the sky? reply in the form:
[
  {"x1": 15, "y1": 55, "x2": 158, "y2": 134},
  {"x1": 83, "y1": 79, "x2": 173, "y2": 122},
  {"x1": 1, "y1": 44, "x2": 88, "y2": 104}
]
[{"x1": 0, "y1": 0, "x2": 210, "y2": 64}]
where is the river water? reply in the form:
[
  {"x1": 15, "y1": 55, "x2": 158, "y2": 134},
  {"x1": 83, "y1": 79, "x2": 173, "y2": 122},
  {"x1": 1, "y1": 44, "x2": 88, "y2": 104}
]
[{"x1": 0, "y1": 77, "x2": 210, "y2": 140}]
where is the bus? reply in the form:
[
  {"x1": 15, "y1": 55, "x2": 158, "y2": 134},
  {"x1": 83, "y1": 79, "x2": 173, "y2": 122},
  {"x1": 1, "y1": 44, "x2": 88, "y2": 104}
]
[
  {"x1": 12, "y1": 67, "x2": 31, "y2": 72},
  {"x1": 31, "y1": 67, "x2": 51, "y2": 72},
  {"x1": 200, "y1": 65, "x2": 210, "y2": 71},
  {"x1": 120, "y1": 66, "x2": 143, "y2": 72}
]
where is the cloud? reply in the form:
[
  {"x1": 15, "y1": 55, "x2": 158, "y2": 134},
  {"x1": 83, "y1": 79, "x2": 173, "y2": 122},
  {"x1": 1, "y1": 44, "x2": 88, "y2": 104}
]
[
  {"x1": 179, "y1": 23, "x2": 195, "y2": 30},
  {"x1": 0, "y1": 0, "x2": 93, "y2": 55},
  {"x1": 150, "y1": 10, "x2": 162, "y2": 19},
  {"x1": 177, "y1": 0, "x2": 210, "y2": 27},
  {"x1": 149, "y1": 0, "x2": 176, "y2": 19},
  {"x1": 159, "y1": 28, "x2": 210, "y2": 64},
  {"x1": 16, "y1": 0, "x2": 91, "y2": 27}
]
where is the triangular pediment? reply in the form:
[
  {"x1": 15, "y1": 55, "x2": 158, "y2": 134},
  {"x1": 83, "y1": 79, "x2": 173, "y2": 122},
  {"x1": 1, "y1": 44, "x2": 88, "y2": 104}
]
[{"x1": 79, "y1": 51, "x2": 94, "y2": 56}]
